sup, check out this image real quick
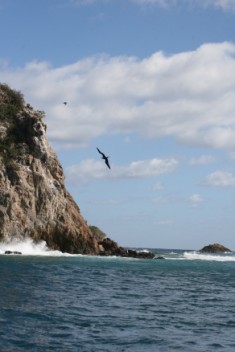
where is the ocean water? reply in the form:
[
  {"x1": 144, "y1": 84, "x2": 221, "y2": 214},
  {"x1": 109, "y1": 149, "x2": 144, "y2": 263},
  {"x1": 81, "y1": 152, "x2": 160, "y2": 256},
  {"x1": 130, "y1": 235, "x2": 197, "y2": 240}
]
[{"x1": 0, "y1": 239, "x2": 235, "y2": 351}]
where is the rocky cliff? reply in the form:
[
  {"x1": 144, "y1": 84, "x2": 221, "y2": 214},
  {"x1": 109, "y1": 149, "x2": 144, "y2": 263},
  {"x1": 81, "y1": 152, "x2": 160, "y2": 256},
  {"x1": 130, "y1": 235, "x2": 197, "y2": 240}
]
[
  {"x1": 0, "y1": 84, "x2": 154, "y2": 259},
  {"x1": 0, "y1": 83, "x2": 99, "y2": 254}
]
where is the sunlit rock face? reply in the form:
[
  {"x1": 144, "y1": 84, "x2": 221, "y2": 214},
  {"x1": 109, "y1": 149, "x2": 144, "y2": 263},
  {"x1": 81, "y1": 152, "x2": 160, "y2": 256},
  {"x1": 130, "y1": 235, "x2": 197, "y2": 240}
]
[{"x1": 0, "y1": 84, "x2": 99, "y2": 254}]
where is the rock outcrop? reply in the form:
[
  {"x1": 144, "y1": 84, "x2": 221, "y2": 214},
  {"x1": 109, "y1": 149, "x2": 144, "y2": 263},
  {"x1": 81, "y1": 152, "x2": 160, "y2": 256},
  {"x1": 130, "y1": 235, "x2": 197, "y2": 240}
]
[
  {"x1": 0, "y1": 84, "x2": 154, "y2": 259},
  {"x1": 199, "y1": 243, "x2": 232, "y2": 253},
  {"x1": 0, "y1": 84, "x2": 99, "y2": 254},
  {"x1": 98, "y1": 237, "x2": 155, "y2": 259}
]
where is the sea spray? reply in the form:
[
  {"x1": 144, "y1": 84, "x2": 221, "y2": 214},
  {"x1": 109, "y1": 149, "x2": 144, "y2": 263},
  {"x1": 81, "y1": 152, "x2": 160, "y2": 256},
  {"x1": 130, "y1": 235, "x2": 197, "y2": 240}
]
[
  {"x1": 0, "y1": 237, "x2": 71, "y2": 256},
  {"x1": 183, "y1": 251, "x2": 235, "y2": 262}
]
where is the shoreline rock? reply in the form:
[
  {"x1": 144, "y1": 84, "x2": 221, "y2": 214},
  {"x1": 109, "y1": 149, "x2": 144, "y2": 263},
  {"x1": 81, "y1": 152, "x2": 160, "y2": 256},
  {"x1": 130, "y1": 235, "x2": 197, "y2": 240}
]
[
  {"x1": 99, "y1": 238, "x2": 155, "y2": 259},
  {"x1": 199, "y1": 243, "x2": 232, "y2": 253},
  {"x1": 4, "y1": 250, "x2": 22, "y2": 255}
]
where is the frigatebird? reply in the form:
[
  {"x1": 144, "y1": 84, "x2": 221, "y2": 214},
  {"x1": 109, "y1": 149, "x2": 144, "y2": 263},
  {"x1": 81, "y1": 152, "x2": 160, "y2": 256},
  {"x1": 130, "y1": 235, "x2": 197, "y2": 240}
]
[{"x1": 97, "y1": 147, "x2": 111, "y2": 169}]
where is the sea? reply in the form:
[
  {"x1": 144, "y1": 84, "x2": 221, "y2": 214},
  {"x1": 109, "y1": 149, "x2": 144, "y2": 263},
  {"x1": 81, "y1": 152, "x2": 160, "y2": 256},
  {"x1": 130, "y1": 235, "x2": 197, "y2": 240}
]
[{"x1": 0, "y1": 239, "x2": 235, "y2": 352}]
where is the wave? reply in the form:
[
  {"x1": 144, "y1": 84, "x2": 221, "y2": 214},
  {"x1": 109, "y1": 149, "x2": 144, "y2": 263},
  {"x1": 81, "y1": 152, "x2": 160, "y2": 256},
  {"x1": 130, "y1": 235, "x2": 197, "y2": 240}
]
[
  {"x1": 183, "y1": 251, "x2": 235, "y2": 262},
  {"x1": 0, "y1": 238, "x2": 73, "y2": 257},
  {"x1": 1, "y1": 240, "x2": 235, "y2": 262},
  {"x1": 0, "y1": 238, "x2": 137, "y2": 260}
]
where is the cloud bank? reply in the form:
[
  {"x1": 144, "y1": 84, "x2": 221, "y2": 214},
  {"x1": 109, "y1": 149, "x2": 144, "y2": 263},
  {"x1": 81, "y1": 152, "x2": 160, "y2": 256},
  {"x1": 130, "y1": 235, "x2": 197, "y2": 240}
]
[
  {"x1": 71, "y1": 0, "x2": 235, "y2": 11},
  {"x1": 1, "y1": 42, "x2": 235, "y2": 151},
  {"x1": 135, "y1": 0, "x2": 235, "y2": 12},
  {"x1": 66, "y1": 157, "x2": 178, "y2": 183}
]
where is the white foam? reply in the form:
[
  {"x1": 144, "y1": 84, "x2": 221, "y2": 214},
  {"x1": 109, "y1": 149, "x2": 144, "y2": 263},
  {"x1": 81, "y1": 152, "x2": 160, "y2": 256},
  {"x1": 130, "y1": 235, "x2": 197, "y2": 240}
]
[
  {"x1": 0, "y1": 238, "x2": 146, "y2": 259},
  {"x1": 183, "y1": 251, "x2": 235, "y2": 262},
  {"x1": 0, "y1": 237, "x2": 72, "y2": 256}
]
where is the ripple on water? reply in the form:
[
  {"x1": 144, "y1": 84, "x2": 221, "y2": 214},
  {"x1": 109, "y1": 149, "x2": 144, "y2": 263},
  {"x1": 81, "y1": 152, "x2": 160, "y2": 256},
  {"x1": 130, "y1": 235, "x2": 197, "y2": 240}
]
[{"x1": 0, "y1": 254, "x2": 235, "y2": 351}]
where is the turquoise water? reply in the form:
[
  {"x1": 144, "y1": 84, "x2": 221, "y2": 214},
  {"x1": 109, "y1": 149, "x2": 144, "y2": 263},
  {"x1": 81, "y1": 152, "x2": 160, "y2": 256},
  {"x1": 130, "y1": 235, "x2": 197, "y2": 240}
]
[{"x1": 0, "y1": 247, "x2": 235, "y2": 351}]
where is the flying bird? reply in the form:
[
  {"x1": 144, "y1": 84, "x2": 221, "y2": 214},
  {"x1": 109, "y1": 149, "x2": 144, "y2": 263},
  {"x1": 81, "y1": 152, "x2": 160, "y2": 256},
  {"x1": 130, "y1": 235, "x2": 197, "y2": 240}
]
[
  {"x1": 97, "y1": 147, "x2": 111, "y2": 169},
  {"x1": 63, "y1": 102, "x2": 67, "y2": 105}
]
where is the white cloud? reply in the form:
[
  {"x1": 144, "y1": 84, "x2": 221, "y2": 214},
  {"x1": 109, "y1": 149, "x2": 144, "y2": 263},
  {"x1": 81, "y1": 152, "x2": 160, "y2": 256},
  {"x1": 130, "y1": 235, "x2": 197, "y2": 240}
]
[
  {"x1": 115, "y1": 158, "x2": 178, "y2": 178},
  {"x1": 70, "y1": 0, "x2": 235, "y2": 11},
  {"x1": 2, "y1": 42, "x2": 235, "y2": 151},
  {"x1": 66, "y1": 157, "x2": 178, "y2": 183},
  {"x1": 132, "y1": 0, "x2": 174, "y2": 6},
  {"x1": 205, "y1": 0, "x2": 235, "y2": 11},
  {"x1": 188, "y1": 193, "x2": 204, "y2": 206},
  {"x1": 204, "y1": 171, "x2": 235, "y2": 187},
  {"x1": 189, "y1": 155, "x2": 216, "y2": 165},
  {"x1": 132, "y1": 0, "x2": 235, "y2": 11}
]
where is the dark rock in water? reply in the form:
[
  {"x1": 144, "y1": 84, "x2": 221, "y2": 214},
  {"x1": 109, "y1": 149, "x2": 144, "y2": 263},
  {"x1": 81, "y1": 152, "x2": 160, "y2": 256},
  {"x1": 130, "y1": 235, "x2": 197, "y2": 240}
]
[
  {"x1": 127, "y1": 249, "x2": 155, "y2": 259},
  {"x1": 199, "y1": 243, "x2": 232, "y2": 253},
  {"x1": 99, "y1": 238, "x2": 155, "y2": 259},
  {"x1": 155, "y1": 256, "x2": 165, "y2": 260},
  {"x1": 5, "y1": 250, "x2": 22, "y2": 255}
]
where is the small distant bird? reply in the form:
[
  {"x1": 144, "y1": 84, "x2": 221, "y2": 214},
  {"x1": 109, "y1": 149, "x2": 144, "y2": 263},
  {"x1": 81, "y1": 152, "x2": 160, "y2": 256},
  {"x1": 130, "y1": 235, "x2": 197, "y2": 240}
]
[
  {"x1": 63, "y1": 102, "x2": 67, "y2": 105},
  {"x1": 97, "y1": 147, "x2": 111, "y2": 169}
]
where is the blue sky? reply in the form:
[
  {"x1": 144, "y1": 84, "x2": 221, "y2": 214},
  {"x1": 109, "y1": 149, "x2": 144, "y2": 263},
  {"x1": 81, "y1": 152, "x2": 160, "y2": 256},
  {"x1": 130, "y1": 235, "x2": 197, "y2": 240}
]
[{"x1": 1, "y1": 0, "x2": 235, "y2": 249}]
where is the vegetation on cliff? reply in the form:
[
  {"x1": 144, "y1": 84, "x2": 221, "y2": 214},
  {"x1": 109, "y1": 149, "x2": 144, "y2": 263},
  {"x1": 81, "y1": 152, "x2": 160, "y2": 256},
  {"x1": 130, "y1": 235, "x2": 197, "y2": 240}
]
[
  {"x1": 89, "y1": 225, "x2": 107, "y2": 242},
  {"x1": 0, "y1": 84, "x2": 25, "y2": 164}
]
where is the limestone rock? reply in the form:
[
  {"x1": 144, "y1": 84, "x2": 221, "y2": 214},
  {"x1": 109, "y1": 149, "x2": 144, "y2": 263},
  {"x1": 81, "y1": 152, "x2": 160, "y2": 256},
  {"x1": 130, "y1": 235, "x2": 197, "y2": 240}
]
[
  {"x1": 199, "y1": 243, "x2": 232, "y2": 253},
  {"x1": 0, "y1": 83, "x2": 99, "y2": 254}
]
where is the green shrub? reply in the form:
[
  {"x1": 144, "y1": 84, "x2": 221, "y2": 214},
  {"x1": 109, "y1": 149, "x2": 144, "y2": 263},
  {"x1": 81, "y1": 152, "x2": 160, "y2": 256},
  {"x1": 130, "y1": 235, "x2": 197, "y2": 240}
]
[
  {"x1": 0, "y1": 104, "x2": 18, "y2": 122},
  {"x1": 0, "y1": 83, "x2": 24, "y2": 110},
  {"x1": 89, "y1": 226, "x2": 107, "y2": 242},
  {"x1": 0, "y1": 84, "x2": 26, "y2": 167}
]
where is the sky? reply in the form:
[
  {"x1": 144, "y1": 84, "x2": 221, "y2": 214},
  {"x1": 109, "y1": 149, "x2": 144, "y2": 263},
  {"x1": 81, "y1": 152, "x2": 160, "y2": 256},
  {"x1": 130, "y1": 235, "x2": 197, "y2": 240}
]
[{"x1": 1, "y1": 0, "x2": 235, "y2": 250}]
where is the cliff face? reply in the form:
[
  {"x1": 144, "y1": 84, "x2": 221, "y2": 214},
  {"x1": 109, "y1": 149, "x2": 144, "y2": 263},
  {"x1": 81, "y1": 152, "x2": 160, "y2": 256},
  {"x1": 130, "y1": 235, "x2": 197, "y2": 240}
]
[{"x1": 0, "y1": 84, "x2": 99, "y2": 254}]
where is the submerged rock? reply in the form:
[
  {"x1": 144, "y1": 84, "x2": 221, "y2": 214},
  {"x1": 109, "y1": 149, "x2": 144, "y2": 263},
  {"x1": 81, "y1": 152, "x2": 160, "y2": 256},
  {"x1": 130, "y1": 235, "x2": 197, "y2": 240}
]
[
  {"x1": 4, "y1": 250, "x2": 22, "y2": 255},
  {"x1": 199, "y1": 243, "x2": 232, "y2": 253}
]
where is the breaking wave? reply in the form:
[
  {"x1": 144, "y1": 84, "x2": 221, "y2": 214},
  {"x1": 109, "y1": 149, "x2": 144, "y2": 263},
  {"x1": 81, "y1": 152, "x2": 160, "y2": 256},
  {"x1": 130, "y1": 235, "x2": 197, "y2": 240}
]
[
  {"x1": 0, "y1": 237, "x2": 73, "y2": 256},
  {"x1": 183, "y1": 251, "x2": 235, "y2": 262}
]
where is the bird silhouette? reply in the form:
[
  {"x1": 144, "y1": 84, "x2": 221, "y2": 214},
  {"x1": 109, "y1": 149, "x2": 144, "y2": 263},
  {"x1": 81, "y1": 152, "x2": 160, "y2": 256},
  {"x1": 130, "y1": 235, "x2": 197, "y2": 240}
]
[
  {"x1": 63, "y1": 102, "x2": 67, "y2": 105},
  {"x1": 97, "y1": 147, "x2": 111, "y2": 169}
]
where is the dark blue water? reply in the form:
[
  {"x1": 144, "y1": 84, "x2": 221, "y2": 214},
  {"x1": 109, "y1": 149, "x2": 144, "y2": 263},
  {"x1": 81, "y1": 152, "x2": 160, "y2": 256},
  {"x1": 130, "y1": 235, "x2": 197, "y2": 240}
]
[{"x1": 1, "y1": 250, "x2": 235, "y2": 351}]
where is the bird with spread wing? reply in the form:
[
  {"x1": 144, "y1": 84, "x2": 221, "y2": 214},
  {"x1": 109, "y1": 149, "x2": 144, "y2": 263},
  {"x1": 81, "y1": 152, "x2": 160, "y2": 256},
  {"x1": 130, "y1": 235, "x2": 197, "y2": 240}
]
[{"x1": 97, "y1": 148, "x2": 111, "y2": 169}]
